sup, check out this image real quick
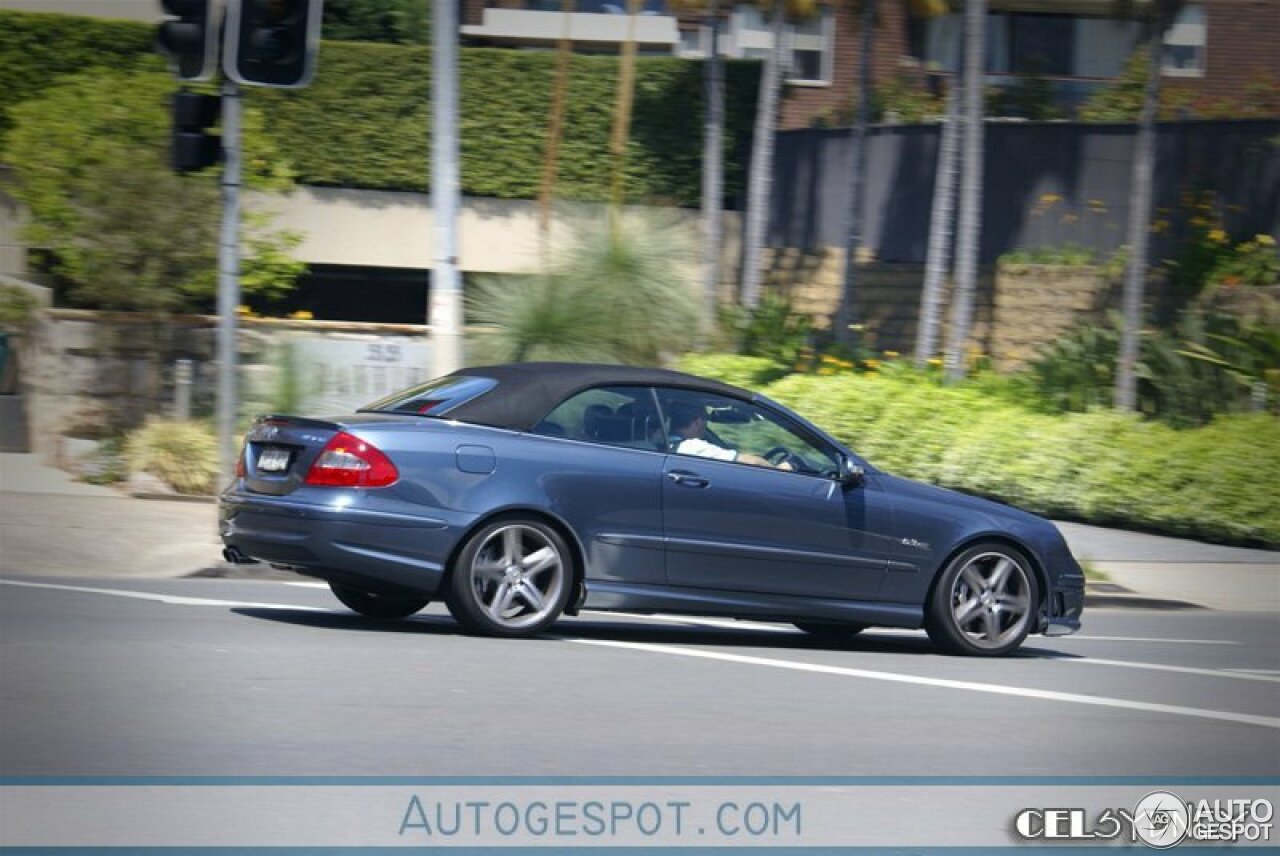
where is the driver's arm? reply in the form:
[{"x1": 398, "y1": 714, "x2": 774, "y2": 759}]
[{"x1": 739, "y1": 452, "x2": 793, "y2": 470}]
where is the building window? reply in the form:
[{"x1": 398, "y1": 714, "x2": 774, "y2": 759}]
[
  {"x1": 678, "y1": 25, "x2": 706, "y2": 57},
  {"x1": 786, "y1": 9, "x2": 833, "y2": 85},
  {"x1": 727, "y1": 4, "x2": 833, "y2": 85},
  {"x1": 1162, "y1": 4, "x2": 1205, "y2": 77}
]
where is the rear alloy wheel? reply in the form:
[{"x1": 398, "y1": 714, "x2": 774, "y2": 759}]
[
  {"x1": 446, "y1": 518, "x2": 572, "y2": 637},
  {"x1": 794, "y1": 621, "x2": 868, "y2": 640},
  {"x1": 926, "y1": 543, "x2": 1038, "y2": 656},
  {"x1": 329, "y1": 582, "x2": 430, "y2": 619}
]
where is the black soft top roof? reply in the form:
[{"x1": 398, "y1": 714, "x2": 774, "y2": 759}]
[{"x1": 444, "y1": 362, "x2": 752, "y2": 432}]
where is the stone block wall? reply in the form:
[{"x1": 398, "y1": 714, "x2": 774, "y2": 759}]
[
  {"x1": 991, "y1": 264, "x2": 1116, "y2": 370},
  {"x1": 758, "y1": 248, "x2": 996, "y2": 357}
]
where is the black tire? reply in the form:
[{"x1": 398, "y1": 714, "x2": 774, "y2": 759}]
[
  {"x1": 925, "y1": 542, "x2": 1039, "y2": 657},
  {"x1": 445, "y1": 517, "x2": 574, "y2": 637},
  {"x1": 329, "y1": 582, "x2": 430, "y2": 619},
  {"x1": 794, "y1": 621, "x2": 868, "y2": 640}
]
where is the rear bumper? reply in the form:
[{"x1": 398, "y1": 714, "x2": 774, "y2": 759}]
[{"x1": 219, "y1": 488, "x2": 474, "y2": 596}]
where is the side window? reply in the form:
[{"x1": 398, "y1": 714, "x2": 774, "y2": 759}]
[
  {"x1": 657, "y1": 387, "x2": 838, "y2": 475},
  {"x1": 531, "y1": 386, "x2": 665, "y2": 451}
]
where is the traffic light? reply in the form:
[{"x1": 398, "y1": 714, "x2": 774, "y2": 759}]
[
  {"x1": 172, "y1": 90, "x2": 222, "y2": 172},
  {"x1": 225, "y1": 0, "x2": 324, "y2": 89},
  {"x1": 157, "y1": 0, "x2": 222, "y2": 82}
]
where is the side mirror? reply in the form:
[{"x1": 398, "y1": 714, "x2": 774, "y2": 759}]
[{"x1": 836, "y1": 454, "x2": 865, "y2": 487}]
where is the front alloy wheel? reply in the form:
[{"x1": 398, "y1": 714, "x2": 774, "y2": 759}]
[
  {"x1": 926, "y1": 544, "x2": 1038, "y2": 656},
  {"x1": 446, "y1": 518, "x2": 572, "y2": 637}
]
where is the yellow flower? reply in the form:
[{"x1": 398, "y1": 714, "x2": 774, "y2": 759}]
[
  {"x1": 236, "y1": 305, "x2": 254, "y2": 317},
  {"x1": 1208, "y1": 228, "x2": 1228, "y2": 244},
  {"x1": 1258, "y1": 234, "x2": 1276, "y2": 247},
  {"x1": 883, "y1": 350, "x2": 900, "y2": 358},
  {"x1": 289, "y1": 310, "x2": 314, "y2": 320},
  {"x1": 927, "y1": 358, "x2": 943, "y2": 367},
  {"x1": 863, "y1": 358, "x2": 881, "y2": 369}
]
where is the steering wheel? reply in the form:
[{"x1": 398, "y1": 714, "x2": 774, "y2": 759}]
[{"x1": 764, "y1": 446, "x2": 803, "y2": 469}]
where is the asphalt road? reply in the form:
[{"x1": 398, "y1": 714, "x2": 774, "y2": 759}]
[{"x1": 1, "y1": 576, "x2": 1277, "y2": 777}]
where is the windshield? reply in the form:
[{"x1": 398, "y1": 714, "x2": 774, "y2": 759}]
[{"x1": 359, "y1": 376, "x2": 498, "y2": 416}]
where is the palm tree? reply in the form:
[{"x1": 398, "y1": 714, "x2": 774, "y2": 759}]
[
  {"x1": 701, "y1": 0, "x2": 725, "y2": 340},
  {"x1": 738, "y1": 0, "x2": 788, "y2": 309},
  {"x1": 608, "y1": 0, "x2": 645, "y2": 236},
  {"x1": 942, "y1": 0, "x2": 986, "y2": 382},
  {"x1": 536, "y1": 0, "x2": 577, "y2": 258},
  {"x1": 833, "y1": 0, "x2": 876, "y2": 343},
  {"x1": 1114, "y1": 0, "x2": 1184, "y2": 410},
  {"x1": 914, "y1": 75, "x2": 961, "y2": 365}
]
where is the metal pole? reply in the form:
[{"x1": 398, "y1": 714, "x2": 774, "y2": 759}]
[
  {"x1": 174, "y1": 358, "x2": 193, "y2": 421},
  {"x1": 216, "y1": 80, "x2": 242, "y2": 486},
  {"x1": 431, "y1": 0, "x2": 463, "y2": 376}
]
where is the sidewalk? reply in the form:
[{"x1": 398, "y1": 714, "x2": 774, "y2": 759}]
[
  {"x1": 0, "y1": 453, "x2": 221, "y2": 579},
  {"x1": 1053, "y1": 521, "x2": 1279, "y2": 612},
  {"x1": 1, "y1": 453, "x2": 1276, "y2": 609}
]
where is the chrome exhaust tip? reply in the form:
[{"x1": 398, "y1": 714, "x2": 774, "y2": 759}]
[{"x1": 222, "y1": 547, "x2": 258, "y2": 565}]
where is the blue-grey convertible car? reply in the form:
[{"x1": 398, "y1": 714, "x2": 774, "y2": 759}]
[{"x1": 220, "y1": 362, "x2": 1084, "y2": 656}]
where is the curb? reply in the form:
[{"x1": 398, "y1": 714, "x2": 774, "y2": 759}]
[
  {"x1": 130, "y1": 491, "x2": 217, "y2": 504},
  {"x1": 1084, "y1": 582, "x2": 1204, "y2": 611},
  {"x1": 186, "y1": 562, "x2": 311, "y2": 581}
]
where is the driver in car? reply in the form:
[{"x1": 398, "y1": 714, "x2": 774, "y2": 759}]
[{"x1": 669, "y1": 404, "x2": 792, "y2": 470}]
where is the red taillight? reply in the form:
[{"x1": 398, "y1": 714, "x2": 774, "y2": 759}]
[
  {"x1": 234, "y1": 445, "x2": 246, "y2": 478},
  {"x1": 304, "y1": 431, "x2": 399, "y2": 488}
]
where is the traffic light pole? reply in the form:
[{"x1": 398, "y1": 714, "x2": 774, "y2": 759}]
[
  {"x1": 430, "y1": 0, "x2": 463, "y2": 376},
  {"x1": 216, "y1": 79, "x2": 243, "y2": 487}
]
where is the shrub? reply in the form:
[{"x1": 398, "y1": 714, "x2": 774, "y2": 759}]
[
  {"x1": 999, "y1": 244, "x2": 1097, "y2": 266},
  {"x1": 0, "y1": 285, "x2": 39, "y2": 331},
  {"x1": 0, "y1": 11, "x2": 760, "y2": 205},
  {"x1": 717, "y1": 293, "x2": 814, "y2": 367},
  {"x1": 678, "y1": 354, "x2": 791, "y2": 388},
  {"x1": 125, "y1": 419, "x2": 219, "y2": 495},
  {"x1": 470, "y1": 215, "x2": 699, "y2": 365}
]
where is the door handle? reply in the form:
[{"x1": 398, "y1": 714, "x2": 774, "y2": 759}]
[{"x1": 667, "y1": 470, "x2": 710, "y2": 488}]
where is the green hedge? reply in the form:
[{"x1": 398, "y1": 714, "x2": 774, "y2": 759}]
[
  {"x1": 0, "y1": 10, "x2": 759, "y2": 204},
  {"x1": 680, "y1": 355, "x2": 1280, "y2": 547}
]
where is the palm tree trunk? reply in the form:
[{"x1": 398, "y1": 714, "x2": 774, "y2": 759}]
[
  {"x1": 537, "y1": 0, "x2": 576, "y2": 259},
  {"x1": 914, "y1": 76, "x2": 960, "y2": 365},
  {"x1": 1114, "y1": 37, "x2": 1165, "y2": 410},
  {"x1": 943, "y1": 0, "x2": 986, "y2": 383},
  {"x1": 700, "y1": 0, "x2": 724, "y2": 341},
  {"x1": 738, "y1": 1, "x2": 786, "y2": 309},
  {"x1": 609, "y1": 0, "x2": 643, "y2": 238},
  {"x1": 834, "y1": 0, "x2": 876, "y2": 343}
]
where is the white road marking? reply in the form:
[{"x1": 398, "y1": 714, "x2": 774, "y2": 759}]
[
  {"x1": 0, "y1": 579, "x2": 333, "y2": 613},
  {"x1": 584, "y1": 613, "x2": 1242, "y2": 647},
  {"x1": 1061, "y1": 635, "x2": 1241, "y2": 646},
  {"x1": 9, "y1": 579, "x2": 1272, "y2": 702},
  {"x1": 1054, "y1": 656, "x2": 1280, "y2": 683},
  {"x1": 1227, "y1": 668, "x2": 1280, "y2": 676},
  {"x1": 563, "y1": 637, "x2": 1280, "y2": 730}
]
